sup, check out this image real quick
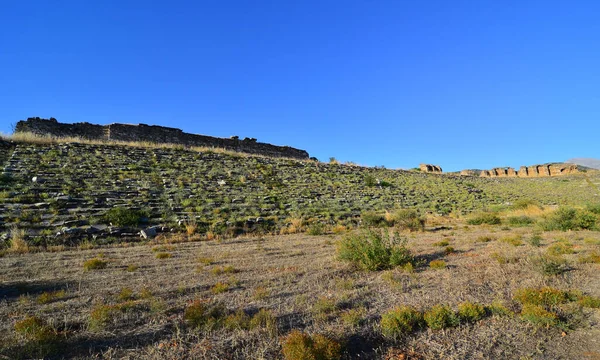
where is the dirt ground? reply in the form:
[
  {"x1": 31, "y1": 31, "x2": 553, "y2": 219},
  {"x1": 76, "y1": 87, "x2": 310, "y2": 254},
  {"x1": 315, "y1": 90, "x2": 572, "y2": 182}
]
[{"x1": 1, "y1": 224, "x2": 600, "y2": 359}]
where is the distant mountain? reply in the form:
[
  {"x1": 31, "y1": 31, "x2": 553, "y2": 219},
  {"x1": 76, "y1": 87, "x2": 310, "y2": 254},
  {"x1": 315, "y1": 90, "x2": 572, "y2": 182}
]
[{"x1": 566, "y1": 158, "x2": 600, "y2": 170}]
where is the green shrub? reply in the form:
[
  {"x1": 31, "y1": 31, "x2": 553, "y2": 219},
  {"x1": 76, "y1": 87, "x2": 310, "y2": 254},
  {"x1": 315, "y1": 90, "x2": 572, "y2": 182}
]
[
  {"x1": 104, "y1": 207, "x2": 148, "y2": 227},
  {"x1": 586, "y1": 203, "x2": 600, "y2": 215},
  {"x1": 307, "y1": 223, "x2": 325, "y2": 236},
  {"x1": 457, "y1": 302, "x2": 486, "y2": 322},
  {"x1": 578, "y1": 295, "x2": 600, "y2": 308},
  {"x1": 380, "y1": 306, "x2": 423, "y2": 337},
  {"x1": 83, "y1": 258, "x2": 107, "y2": 271},
  {"x1": 155, "y1": 252, "x2": 172, "y2": 259},
  {"x1": 211, "y1": 282, "x2": 229, "y2": 294},
  {"x1": 466, "y1": 213, "x2": 501, "y2": 225},
  {"x1": 528, "y1": 234, "x2": 543, "y2": 247},
  {"x1": 539, "y1": 207, "x2": 598, "y2": 231},
  {"x1": 340, "y1": 308, "x2": 366, "y2": 328},
  {"x1": 423, "y1": 305, "x2": 459, "y2": 330},
  {"x1": 364, "y1": 174, "x2": 377, "y2": 187},
  {"x1": 249, "y1": 308, "x2": 277, "y2": 334},
  {"x1": 281, "y1": 330, "x2": 341, "y2": 360},
  {"x1": 337, "y1": 230, "x2": 413, "y2": 271},
  {"x1": 390, "y1": 209, "x2": 425, "y2": 231},
  {"x1": 507, "y1": 216, "x2": 535, "y2": 227},
  {"x1": 578, "y1": 251, "x2": 600, "y2": 264},
  {"x1": 499, "y1": 235, "x2": 523, "y2": 246},
  {"x1": 361, "y1": 211, "x2": 386, "y2": 227}
]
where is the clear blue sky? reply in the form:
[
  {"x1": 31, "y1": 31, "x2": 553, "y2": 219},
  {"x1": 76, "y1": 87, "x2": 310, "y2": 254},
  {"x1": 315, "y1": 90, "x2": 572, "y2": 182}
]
[{"x1": 1, "y1": 1, "x2": 599, "y2": 171}]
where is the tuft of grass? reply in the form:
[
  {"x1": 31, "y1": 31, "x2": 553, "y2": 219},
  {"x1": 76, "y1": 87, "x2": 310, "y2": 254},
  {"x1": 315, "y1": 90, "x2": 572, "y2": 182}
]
[
  {"x1": 9, "y1": 226, "x2": 29, "y2": 253},
  {"x1": 37, "y1": 290, "x2": 66, "y2": 304},
  {"x1": 520, "y1": 304, "x2": 558, "y2": 328},
  {"x1": 433, "y1": 240, "x2": 449, "y2": 247},
  {"x1": 14, "y1": 315, "x2": 60, "y2": 357},
  {"x1": 340, "y1": 307, "x2": 366, "y2": 328},
  {"x1": 249, "y1": 308, "x2": 277, "y2": 334},
  {"x1": 423, "y1": 305, "x2": 459, "y2": 330},
  {"x1": 380, "y1": 306, "x2": 424, "y2": 337},
  {"x1": 476, "y1": 235, "x2": 494, "y2": 243},
  {"x1": 183, "y1": 300, "x2": 227, "y2": 330},
  {"x1": 578, "y1": 251, "x2": 600, "y2": 264},
  {"x1": 83, "y1": 258, "x2": 107, "y2": 271},
  {"x1": 155, "y1": 252, "x2": 172, "y2": 259},
  {"x1": 514, "y1": 287, "x2": 574, "y2": 307},
  {"x1": 281, "y1": 330, "x2": 342, "y2": 360},
  {"x1": 126, "y1": 264, "x2": 139, "y2": 272},
  {"x1": 499, "y1": 235, "x2": 523, "y2": 246},
  {"x1": 507, "y1": 216, "x2": 535, "y2": 227},
  {"x1": 547, "y1": 242, "x2": 574, "y2": 256},
  {"x1": 429, "y1": 260, "x2": 446, "y2": 269},
  {"x1": 253, "y1": 286, "x2": 270, "y2": 300},
  {"x1": 337, "y1": 230, "x2": 413, "y2": 271},
  {"x1": 307, "y1": 222, "x2": 326, "y2": 236},
  {"x1": 211, "y1": 282, "x2": 229, "y2": 294},
  {"x1": 532, "y1": 254, "x2": 569, "y2": 276},
  {"x1": 528, "y1": 234, "x2": 543, "y2": 247},
  {"x1": 390, "y1": 209, "x2": 426, "y2": 231},
  {"x1": 467, "y1": 213, "x2": 501, "y2": 226},
  {"x1": 117, "y1": 287, "x2": 135, "y2": 301}
]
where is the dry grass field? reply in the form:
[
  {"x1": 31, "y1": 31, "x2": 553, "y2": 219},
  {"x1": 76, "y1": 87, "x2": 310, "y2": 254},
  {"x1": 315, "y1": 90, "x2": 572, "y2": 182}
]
[{"x1": 2, "y1": 219, "x2": 600, "y2": 359}]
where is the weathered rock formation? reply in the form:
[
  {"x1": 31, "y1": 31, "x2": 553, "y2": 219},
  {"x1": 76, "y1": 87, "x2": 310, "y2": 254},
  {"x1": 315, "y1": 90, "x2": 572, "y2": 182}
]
[
  {"x1": 420, "y1": 164, "x2": 442, "y2": 173},
  {"x1": 15, "y1": 117, "x2": 310, "y2": 159},
  {"x1": 476, "y1": 164, "x2": 579, "y2": 178}
]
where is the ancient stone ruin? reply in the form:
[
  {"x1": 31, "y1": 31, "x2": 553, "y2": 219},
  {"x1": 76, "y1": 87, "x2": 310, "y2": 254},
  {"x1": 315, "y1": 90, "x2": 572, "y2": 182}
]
[
  {"x1": 15, "y1": 117, "x2": 310, "y2": 159},
  {"x1": 419, "y1": 164, "x2": 443, "y2": 173},
  {"x1": 476, "y1": 164, "x2": 579, "y2": 178}
]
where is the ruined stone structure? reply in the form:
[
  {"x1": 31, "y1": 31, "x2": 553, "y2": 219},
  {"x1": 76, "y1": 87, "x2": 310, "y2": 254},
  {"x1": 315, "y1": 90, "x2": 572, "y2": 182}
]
[
  {"x1": 477, "y1": 164, "x2": 579, "y2": 178},
  {"x1": 15, "y1": 117, "x2": 309, "y2": 159},
  {"x1": 419, "y1": 164, "x2": 443, "y2": 173}
]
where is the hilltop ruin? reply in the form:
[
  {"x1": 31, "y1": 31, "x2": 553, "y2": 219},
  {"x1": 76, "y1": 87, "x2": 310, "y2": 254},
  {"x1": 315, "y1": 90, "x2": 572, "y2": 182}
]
[
  {"x1": 463, "y1": 164, "x2": 579, "y2": 178},
  {"x1": 14, "y1": 117, "x2": 310, "y2": 159}
]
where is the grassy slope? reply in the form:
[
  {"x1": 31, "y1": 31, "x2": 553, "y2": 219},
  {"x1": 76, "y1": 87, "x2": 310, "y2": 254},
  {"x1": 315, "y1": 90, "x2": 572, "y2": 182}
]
[{"x1": 0, "y1": 139, "x2": 598, "y2": 244}]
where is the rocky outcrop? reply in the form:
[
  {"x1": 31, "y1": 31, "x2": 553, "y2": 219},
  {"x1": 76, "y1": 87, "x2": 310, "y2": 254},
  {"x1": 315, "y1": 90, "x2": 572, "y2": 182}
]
[
  {"x1": 476, "y1": 164, "x2": 579, "y2": 178},
  {"x1": 15, "y1": 117, "x2": 310, "y2": 159},
  {"x1": 420, "y1": 164, "x2": 442, "y2": 173}
]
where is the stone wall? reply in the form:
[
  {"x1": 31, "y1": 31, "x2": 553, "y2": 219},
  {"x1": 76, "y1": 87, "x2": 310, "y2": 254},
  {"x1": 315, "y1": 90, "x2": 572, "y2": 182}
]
[
  {"x1": 476, "y1": 164, "x2": 578, "y2": 178},
  {"x1": 419, "y1": 164, "x2": 443, "y2": 173},
  {"x1": 15, "y1": 118, "x2": 310, "y2": 159}
]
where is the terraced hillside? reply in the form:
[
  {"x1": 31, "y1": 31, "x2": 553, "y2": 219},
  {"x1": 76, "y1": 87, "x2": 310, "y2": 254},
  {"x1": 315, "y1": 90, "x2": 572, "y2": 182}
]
[{"x1": 0, "y1": 137, "x2": 599, "y2": 245}]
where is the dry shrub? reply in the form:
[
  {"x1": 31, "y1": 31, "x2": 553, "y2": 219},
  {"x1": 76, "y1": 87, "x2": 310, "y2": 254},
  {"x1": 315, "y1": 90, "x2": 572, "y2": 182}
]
[
  {"x1": 83, "y1": 258, "x2": 107, "y2": 271},
  {"x1": 281, "y1": 330, "x2": 341, "y2": 360},
  {"x1": 381, "y1": 306, "x2": 423, "y2": 337}
]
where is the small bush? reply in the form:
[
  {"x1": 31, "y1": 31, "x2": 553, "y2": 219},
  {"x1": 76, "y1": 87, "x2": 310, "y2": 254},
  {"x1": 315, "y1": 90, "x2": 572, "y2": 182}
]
[
  {"x1": 155, "y1": 252, "x2": 172, "y2": 259},
  {"x1": 337, "y1": 230, "x2": 413, "y2": 271},
  {"x1": 429, "y1": 260, "x2": 446, "y2": 269},
  {"x1": 183, "y1": 300, "x2": 227, "y2": 330},
  {"x1": 126, "y1": 264, "x2": 139, "y2": 272},
  {"x1": 444, "y1": 246, "x2": 455, "y2": 255},
  {"x1": 512, "y1": 199, "x2": 538, "y2": 210},
  {"x1": 14, "y1": 316, "x2": 60, "y2": 357},
  {"x1": 507, "y1": 216, "x2": 535, "y2": 227},
  {"x1": 514, "y1": 287, "x2": 574, "y2": 307},
  {"x1": 249, "y1": 308, "x2": 277, "y2": 334},
  {"x1": 578, "y1": 295, "x2": 600, "y2": 308},
  {"x1": 528, "y1": 234, "x2": 543, "y2": 247},
  {"x1": 539, "y1": 207, "x2": 598, "y2": 231},
  {"x1": 361, "y1": 211, "x2": 386, "y2": 227},
  {"x1": 532, "y1": 255, "x2": 569, "y2": 276},
  {"x1": 104, "y1": 207, "x2": 148, "y2": 227},
  {"x1": 457, "y1": 302, "x2": 486, "y2": 322},
  {"x1": 37, "y1": 290, "x2": 66, "y2": 304},
  {"x1": 578, "y1": 251, "x2": 600, "y2": 264},
  {"x1": 211, "y1": 282, "x2": 229, "y2": 294},
  {"x1": 340, "y1": 308, "x2": 366, "y2": 328},
  {"x1": 423, "y1": 305, "x2": 459, "y2": 330},
  {"x1": 476, "y1": 235, "x2": 494, "y2": 243},
  {"x1": 466, "y1": 213, "x2": 501, "y2": 225},
  {"x1": 390, "y1": 209, "x2": 425, "y2": 231},
  {"x1": 307, "y1": 223, "x2": 325, "y2": 236},
  {"x1": 83, "y1": 258, "x2": 107, "y2": 271},
  {"x1": 433, "y1": 240, "x2": 449, "y2": 247},
  {"x1": 117, "y1": 287, "x2": 134, "y2": 301},
  {"x1": 547, "y1": 242, "x2": 574, "y2": 256},
  {"x1": 380, "y1": 306, "x2": 424, "y2": 337},
  {"x1": 499, "y1": 235, "x2": 523, "y2": 246},
  {"x1": 281, "y1": 330, "x2": 342, "y2": 360}
]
